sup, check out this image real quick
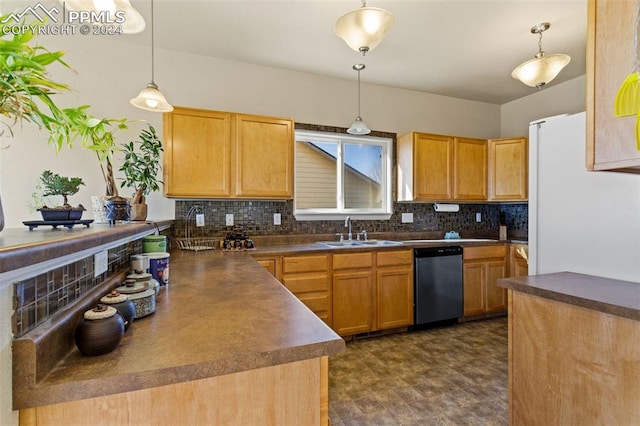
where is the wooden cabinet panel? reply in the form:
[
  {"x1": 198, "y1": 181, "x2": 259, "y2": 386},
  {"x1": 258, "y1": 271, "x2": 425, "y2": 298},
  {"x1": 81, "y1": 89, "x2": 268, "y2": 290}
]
[
  {"x1": 463, "y1": 245, "x2": 507, "y2": 317},
  {"x1": 397, "y1": 133, "x2": 452, "y2": 201},
  {"x1": 282, "y1": 255, "x2": 331, "y2": 326},
  {"x1": 376, "y1": 250, "x2": 413, "y2": 267},
  {"x1": 489, "y1": 137, "x2": 528, "y2": 201},
  {"x1": 256, "y1": 259, "x2": 276, "y2": 277},
  {"x1": 377, "y1": 266, "x2": 413, "y2": 329},
  {"x1": 509, "y1": 244, "x2": 529, "y2": 277},
  {"x1": 463, "y1": 262, "x2": 485, "y2": 316},
  {"x1": 485, "y1": 260, "x2": 507, "y2": 313},
  {"x1": 587, "y1": 0, "x2": 640, "y2": 172},
  {"x1": 332, "y1": 270, "x2": 375, "y2": 335},
  {"x1": 453, "y1": 137, "x2": 487, "y2": 200},
  {"x1": 163, "y1": 108, "x2": 232, "y2": 197},
  {"x1": 163, "y1": 107, "x2": 295, "y2": 198},
  {"x1": 234, "y1": 114, "x2": 294, "y2": 197},
  {"x1": 333, "y1": 252, "x2": 373, "y2": 270},
  {"x1": 283, "y1": 255, "x2": 329, "y2": 274}
]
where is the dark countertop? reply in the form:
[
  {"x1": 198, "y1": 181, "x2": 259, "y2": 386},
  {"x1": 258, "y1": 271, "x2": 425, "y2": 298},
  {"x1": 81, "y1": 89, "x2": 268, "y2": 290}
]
[
  {"x1": 498, "y1": 272, "x2": 640, "y2": 321},
  {"x1": 0, "y1": 221, "x2": 173, "y2": 274},
  {"x1": 13, "y1": 249, "x2": 345, "y2": 409}
]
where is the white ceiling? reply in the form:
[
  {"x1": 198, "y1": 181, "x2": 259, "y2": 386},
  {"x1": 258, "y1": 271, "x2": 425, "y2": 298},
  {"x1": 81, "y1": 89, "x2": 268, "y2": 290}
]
[{"x1": 25, "y1": 0, "x2": 592, "y2": 105}]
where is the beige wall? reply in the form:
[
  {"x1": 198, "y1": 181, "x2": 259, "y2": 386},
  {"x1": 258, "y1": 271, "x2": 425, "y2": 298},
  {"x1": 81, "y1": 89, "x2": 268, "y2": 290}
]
[{"x1": 500, "y1": 75, "x2": 586, "y2": 138}]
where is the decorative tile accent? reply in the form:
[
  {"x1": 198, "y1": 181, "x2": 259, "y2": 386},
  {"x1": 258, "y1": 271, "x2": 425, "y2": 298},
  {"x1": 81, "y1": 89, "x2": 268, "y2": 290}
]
[{"x1": 12, "y1": 239, "x2": 143, "y2": 337}]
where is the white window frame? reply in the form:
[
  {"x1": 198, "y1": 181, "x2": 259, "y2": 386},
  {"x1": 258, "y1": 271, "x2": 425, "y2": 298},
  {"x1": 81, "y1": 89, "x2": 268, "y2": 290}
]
[{"x1": 294, "y1": 130, "x2": 393, "y2": 221}]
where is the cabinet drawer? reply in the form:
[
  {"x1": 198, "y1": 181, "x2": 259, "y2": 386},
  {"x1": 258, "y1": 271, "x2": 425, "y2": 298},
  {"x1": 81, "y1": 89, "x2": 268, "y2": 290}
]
[
  {"x1": 282, "y1": 274, "x2": 329, "y2": 293},
  {"x1": 463, "y1": 245, "x2": 507, "y2": 261},
  {"x1": 283, "y1": 255, "x2": 328, "y2": 274},
  {"x1": 333, "y1": 252, "x2": 373, "y2": 270},
  {"x1": 376, "y1": 250, "x2": 413, "y2": 267},
  {"x1": 296, "y1": 294, "x2": 330, "y2": 315}
]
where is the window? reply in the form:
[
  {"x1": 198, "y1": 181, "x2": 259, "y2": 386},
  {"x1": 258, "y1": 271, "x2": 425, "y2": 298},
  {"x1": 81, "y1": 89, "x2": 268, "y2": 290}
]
[{"x1": 294, "y1": 130, "x2": 393, "y2": 220}]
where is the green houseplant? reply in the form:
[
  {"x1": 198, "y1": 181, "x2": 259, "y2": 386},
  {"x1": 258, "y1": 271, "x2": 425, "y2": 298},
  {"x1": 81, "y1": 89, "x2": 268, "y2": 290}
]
[
  {"x1": 119, "y1": 124, "x2": 163, "y2": 220},
  {"x1": 36, "y1": 170, "x2": 86, "y2": 221},
  {"x1": 0, "y1": 16, "x2": 84, "y2": 230}
]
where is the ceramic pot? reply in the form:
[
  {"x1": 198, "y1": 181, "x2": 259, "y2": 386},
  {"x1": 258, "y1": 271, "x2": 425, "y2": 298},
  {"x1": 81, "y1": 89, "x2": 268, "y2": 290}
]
[
  {"x1": 104, "y1": 196, "x2": 130, "y2": 224},
  {"x1": 126, "y1": 272, "x2": 160, "y2": 296},
  {"x1": 100, "y1": 291, "x2": 136, "y2": 330},
  {"x1": 130, "y1": 203, "x2": 148, "y2": 221},
  {"x1": 116, "y1": 282, "x2": 156, "y2": 318},
  {"x1": 38, "y1": 208, "x2": 84, "y2": 221},
  {"x1": 74, "y1": 305, "x2": 124, "y2": 356}
]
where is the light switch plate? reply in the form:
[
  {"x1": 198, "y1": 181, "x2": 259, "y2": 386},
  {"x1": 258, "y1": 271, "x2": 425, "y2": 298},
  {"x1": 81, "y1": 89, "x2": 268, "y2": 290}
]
[
  {"x1": 401, "y1": 213, "x2": 414, "y2": 223},
  {"x1": 94, "y1": 250, "x2": 108, "y2": 277},
  {"x1": 273, "y1": 213, "x2": 281, "y2": 225},
  {"x1": 225, "y1": 213, "x2": 234, "y2": 226},
  {"x1": 476, "y1": 212, "x2": 482, "y2": 222},
  {"x1": 196, "y1": 214, "x2": 205, "y2": 227}
]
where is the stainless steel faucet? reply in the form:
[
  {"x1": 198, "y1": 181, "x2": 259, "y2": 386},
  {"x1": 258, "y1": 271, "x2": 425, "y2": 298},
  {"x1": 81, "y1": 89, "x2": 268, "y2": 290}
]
[{"x1": 345, "y1": 216, "x2": 352, "y2": 240}]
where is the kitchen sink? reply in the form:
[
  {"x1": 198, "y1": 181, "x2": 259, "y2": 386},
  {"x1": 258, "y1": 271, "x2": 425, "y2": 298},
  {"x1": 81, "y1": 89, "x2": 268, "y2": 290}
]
[{"x1": 317, "y1": 240, "x2": 403, "y2": 247}]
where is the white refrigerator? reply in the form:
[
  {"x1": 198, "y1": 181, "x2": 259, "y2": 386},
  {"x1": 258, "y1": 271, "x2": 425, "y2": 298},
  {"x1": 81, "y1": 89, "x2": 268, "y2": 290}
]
[{"x1": 528, "y1": 111, "x2": 640, "y2": 283}]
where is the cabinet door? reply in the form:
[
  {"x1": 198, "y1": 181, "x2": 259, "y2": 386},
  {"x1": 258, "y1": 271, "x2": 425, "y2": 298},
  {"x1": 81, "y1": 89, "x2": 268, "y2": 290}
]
[
  {"x1": 485, "y1": 260, "x2": 507, "y2": 313},
  {"x1": 587, "y1": 0, "x2": 640, "y2": 172},
  {"x1": 377, "y1": 267, "x2": 413, "y2": 330},
  {"x1": 453, "y1": 137, "x2": 487, "y2": 200},
  {"x1": 332, "y1": 271, "x2": 374, "y2": 336},
  {"x1": 234, "y1": 114, "x2": 294, "y2": 198},
  {"x1": 463, "y1": 262, "x2": 485, "y2": 316},
  {"x1": 489, "y1": 138, "x2": 528, "y2": 201},
  {"x1": 283, "y1": 255, "x2": 331, "y2": 325},
  {"x1": 163, "y1": 108, "x2": 232, "y2": 197},
  {"x1": 413, "y1": 133, "x2": 453, "y2": 200}
]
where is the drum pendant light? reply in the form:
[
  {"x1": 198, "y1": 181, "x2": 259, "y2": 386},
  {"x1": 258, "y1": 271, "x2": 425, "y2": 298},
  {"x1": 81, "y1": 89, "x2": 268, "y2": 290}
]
[
  {"x1": 130, "y1": 0, "x2": 173, "y2": 112},
  {"x1": 334, "y1": 0, "x2": 395, "y2": 56},
  {"x1": 347, "y1": 64, "x2": 371, "y2": 135},
  {"x1": 511, "y1": 22, "x2": 571, "y2": 90}
]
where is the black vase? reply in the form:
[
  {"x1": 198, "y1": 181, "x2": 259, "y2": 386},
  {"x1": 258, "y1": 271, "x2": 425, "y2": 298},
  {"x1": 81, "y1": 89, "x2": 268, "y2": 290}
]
[
  {"x1": 100, "y1": 291, "x2": 136, "y2": 330},
  {"x1": 74, "y1": 305, "x2": 124, "y2": 356},
  {"x1": 104, "y1": 197, "x2": 130, "y2": 224}
]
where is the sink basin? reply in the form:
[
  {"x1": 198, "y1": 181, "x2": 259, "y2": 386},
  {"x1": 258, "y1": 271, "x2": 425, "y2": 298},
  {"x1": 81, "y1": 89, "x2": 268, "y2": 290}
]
[{"x1": 317, "y1": 240, "x2": 403, "y2": 247}]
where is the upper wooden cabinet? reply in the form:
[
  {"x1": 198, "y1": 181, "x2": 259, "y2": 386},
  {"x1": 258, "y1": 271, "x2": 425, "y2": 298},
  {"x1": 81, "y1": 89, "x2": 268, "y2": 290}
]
[
  {"x1": 587, "y1": 0, "x2": 640, "y2": 173},
  {"x1": 397, "y1": 132, "x2": 453, "y2": 201},
  {"x1": 488, "y1": 137, "x2": 528, "y2": 201},
  {"x1": 397, "y1": 132, "x2": 504, "y2": 202},
  {"x1": 163, "y1": 107, "x2": 294, "y2": 198},
  {"x1": 453, "y1": 137, "x2": 487, "y2": 200}
]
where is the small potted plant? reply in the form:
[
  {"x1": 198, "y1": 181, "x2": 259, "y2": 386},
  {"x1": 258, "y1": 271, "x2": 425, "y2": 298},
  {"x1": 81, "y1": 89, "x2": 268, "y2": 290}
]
[
  {"x1": 36, "y1": 170, "x2": 86, "y2": 221},
  {"x1": 119, "y1": 124, "x2": 163, "y2": 221}
]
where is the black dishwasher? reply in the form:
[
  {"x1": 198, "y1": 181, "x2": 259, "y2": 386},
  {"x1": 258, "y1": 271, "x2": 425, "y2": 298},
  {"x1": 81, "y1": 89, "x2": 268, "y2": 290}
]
[{"x1": 413, "y1": 246, "x2": 463, "y2": 326}]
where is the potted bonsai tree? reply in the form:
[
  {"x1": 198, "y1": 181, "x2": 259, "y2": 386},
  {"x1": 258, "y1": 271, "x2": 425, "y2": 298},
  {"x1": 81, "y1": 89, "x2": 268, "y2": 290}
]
[
  {"x1": 36, "y1": 170, "x2": 86, "y2": 221},
  {"x1": 119, "y1": 124, "x2": 163, "y2": 221}
]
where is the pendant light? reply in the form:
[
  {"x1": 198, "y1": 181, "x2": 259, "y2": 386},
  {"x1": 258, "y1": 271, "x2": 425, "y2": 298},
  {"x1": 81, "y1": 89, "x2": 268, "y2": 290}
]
[
  {"x1": 60, "y1": 0, "x2": 145, "y2": 34},
  {"x1": 130, "y1": 0, "x2": 173, "y2": 112},
  {"x1": 334, "y1": 0, "x2": 395, "y2": 56},
  {"x1": 511, "y1": 22, "x2": 571, "y2": 90},
  {"x1": 347, "y1": 64, "x2": 371, "y2": 135}
]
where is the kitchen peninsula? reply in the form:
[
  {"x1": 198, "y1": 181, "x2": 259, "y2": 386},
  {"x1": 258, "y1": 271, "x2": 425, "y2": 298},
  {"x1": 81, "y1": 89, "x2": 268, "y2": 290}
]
[
  {"x1": 5, "y1": 223, "x2": 344, "y2": 425},
  {"x1": 499, "y1": 273, "x2": 640, "y2": 425}
]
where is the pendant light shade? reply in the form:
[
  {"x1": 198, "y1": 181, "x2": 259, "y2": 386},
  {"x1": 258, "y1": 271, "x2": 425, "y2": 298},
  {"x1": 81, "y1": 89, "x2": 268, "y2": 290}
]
[
  {"x1": 60, "y1": 0, "x2": 145, "y2": 34},
  {"x1": 511, "y1": 22, "x2": 571, "y2": 90},
  {"x1": 335, "y1": 0, "x2": 395, "y2": 56},
  {"x1": 347, "y1": 64, "x2": 371, "y2": 135},
  {"x1": 130, "y1": 0, "x2": 173, "y2": 112}
]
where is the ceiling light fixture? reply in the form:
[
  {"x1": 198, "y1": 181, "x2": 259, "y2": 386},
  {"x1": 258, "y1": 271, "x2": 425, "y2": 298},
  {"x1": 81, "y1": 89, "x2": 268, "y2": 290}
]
[
  {"x1": 130, "y1": 0, "x2": 173, "y2": 112},
  {"x1": 347, "y1": 64, "x2": 371, "y2": 135},
  {"x1": 61, "y1": 0, "x2": 145, "y2": 34},
  {"x1": 511, "y1": 22, "x2": 571, "y2": 90},
  {"x1": 334, "y1": 0, "x2": 395, "y2": 56}
]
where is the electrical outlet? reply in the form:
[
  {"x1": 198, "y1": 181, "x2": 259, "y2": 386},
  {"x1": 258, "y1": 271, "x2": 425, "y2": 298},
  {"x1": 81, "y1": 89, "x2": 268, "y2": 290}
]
[
  {"x1": 225, "y1": 213, "x2": 234, "y2": 226},
  {"x1": 401, "y1": 213, "x2": 414, "y2": 223},
  {"x1": 196, "y1": 214, "x2": 205, "y2": 227},
  {"x1": 476, "y1": 212, "x2": 482, "y2": 222},
  {"x1": 273, "y1": 213, "x2": 281, "y2": 225},
  {"x1": 94, "y1": 250, "x2": 108, "y2": 277}
]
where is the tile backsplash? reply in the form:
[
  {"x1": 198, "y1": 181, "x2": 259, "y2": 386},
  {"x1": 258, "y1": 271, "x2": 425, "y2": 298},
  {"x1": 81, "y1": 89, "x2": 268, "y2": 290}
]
[{"x1": 174, "y1": 200, "x2": 528, "y2": 239}]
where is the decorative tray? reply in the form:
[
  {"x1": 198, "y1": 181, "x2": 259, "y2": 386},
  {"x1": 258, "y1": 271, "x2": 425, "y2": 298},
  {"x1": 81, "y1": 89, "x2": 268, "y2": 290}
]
[{"x1": 22, "y1": 219, "x2": 94, "y2": 231}]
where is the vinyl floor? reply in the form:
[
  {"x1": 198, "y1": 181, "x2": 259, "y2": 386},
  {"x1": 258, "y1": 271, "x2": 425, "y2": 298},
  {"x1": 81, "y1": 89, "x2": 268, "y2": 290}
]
[{"x1": 328, "y1": 317, "x2": 508, "y2": 426}]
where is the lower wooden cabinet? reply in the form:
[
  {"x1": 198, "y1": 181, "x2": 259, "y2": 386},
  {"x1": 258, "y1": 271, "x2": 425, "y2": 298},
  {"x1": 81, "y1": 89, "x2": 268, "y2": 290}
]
[
  {"x1": 463, "y1": 245, "x2": 507, "y2": 317},
  {"x1": 376, "y1": 251, "x2": 413, "y2": 330},
  {"x1": 509, "y1": 244, "x2": 529, "y2": 277},
  {"x1": 282, "y1": 254, "x2": 332, "y2": 326}
]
